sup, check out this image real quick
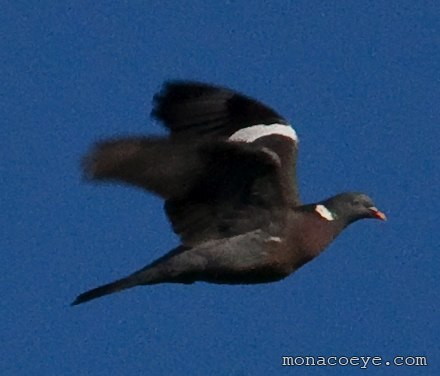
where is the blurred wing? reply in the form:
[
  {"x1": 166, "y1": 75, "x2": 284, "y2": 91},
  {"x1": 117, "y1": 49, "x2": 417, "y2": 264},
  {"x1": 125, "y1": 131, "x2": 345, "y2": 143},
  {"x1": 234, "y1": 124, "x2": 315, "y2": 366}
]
[
  {"x1": 82, "y1": 137, "x2": 206, "y2": 199},
  {"x1": 152, "y1": 81, "x2": 301, "y2": 205},
  {"x1": 83, "y1": 81, "x2": 301, "y2": 245},
  {"x1": 152, "y1": 81, "x2": 289, "y2": 138}
]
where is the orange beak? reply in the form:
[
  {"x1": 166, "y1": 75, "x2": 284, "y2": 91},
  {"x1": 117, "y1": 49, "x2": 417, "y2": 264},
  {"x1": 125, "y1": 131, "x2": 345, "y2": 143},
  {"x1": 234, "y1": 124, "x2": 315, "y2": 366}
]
[{"x1": 368, "y1": 207, "x2": 387, "y2": 221}]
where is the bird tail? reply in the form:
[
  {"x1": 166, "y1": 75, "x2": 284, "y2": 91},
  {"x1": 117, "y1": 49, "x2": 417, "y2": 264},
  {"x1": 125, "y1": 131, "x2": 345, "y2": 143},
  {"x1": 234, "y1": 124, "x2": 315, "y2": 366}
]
[
  {"x1": 71, "y1": 246, "x2": 189, "y2": 306},
  {"x1": 71, "y1": 275, "x2": 141, "y2": 306}
]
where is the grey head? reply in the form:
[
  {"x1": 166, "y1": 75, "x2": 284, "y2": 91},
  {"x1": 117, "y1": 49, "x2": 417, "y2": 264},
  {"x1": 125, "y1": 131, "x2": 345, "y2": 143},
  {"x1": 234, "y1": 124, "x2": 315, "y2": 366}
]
[{"x1": 320, "y1": 192, "x2": 386, "y2": 225}]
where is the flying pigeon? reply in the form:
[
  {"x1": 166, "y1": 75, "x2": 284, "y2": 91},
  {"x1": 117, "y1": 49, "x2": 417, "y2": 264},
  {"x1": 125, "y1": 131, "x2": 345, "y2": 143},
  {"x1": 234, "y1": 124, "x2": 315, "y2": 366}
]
[{"x1": 72, "y1": 81, "x2": 386, "y2": 306}]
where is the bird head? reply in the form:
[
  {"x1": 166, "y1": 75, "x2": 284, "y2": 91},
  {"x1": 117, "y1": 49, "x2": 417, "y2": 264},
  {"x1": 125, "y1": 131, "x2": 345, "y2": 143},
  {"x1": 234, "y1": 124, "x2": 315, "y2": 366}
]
[{"x1": 319, "y1": 192, "x2": 386, "y2": 225}]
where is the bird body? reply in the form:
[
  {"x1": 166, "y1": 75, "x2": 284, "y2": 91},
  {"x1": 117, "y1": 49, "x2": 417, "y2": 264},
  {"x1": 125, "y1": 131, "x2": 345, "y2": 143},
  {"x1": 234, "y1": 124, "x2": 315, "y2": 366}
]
[{"x1": 72, "y1": 81, "x2": 385, "y2": 306}]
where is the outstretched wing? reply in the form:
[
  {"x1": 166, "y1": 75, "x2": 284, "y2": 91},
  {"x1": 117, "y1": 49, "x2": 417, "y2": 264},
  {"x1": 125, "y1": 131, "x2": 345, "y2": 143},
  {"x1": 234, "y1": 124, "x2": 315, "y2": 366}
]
[
  {"x1": 152, "y1": 81, "x2": 289, "y2": 139},
  {"x1": 83, "y1": 81, "x2": 301, "y2": 245}
]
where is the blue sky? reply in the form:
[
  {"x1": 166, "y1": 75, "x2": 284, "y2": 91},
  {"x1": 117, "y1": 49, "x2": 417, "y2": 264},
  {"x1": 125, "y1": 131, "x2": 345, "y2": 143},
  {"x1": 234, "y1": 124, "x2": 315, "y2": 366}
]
[{"x1": 2, "y1": 1, "x2": 438, "y2": 375}]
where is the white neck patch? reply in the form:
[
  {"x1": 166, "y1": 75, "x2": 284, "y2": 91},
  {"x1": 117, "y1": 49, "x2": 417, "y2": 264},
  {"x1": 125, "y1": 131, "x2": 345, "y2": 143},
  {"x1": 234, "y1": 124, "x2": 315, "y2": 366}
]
[
  {"x1": 315, "y1": 204, "x2": 335, "y2": 221},
  {"x1": 229, "y1": 123, "x2": 298, "y2": 143}
]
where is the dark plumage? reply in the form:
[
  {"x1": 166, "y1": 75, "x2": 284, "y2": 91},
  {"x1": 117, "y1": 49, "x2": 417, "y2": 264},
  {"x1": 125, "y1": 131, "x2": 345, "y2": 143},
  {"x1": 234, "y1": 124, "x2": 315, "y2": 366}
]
[{"x1": 72, "y1": 81, "x2": 386, "y2": 306}]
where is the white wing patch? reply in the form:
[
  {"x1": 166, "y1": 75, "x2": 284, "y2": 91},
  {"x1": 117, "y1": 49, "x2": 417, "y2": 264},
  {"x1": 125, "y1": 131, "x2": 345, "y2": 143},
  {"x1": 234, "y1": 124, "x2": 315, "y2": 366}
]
[
  {"x1": 229, "y1": 123, "x2": 298, "y2": 143},
  {"x1": 315, "y1": 204, "x2": 335, "y2": 221},
  {"x1": 268, "y1": 236, "x2": 282, "y2": 242}
]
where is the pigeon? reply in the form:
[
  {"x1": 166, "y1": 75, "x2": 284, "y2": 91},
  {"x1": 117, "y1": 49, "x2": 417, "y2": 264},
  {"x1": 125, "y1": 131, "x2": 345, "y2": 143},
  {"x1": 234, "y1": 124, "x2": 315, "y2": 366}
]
[{"x1": 72, "y1": 81, "x2": 386, "y2": 306}]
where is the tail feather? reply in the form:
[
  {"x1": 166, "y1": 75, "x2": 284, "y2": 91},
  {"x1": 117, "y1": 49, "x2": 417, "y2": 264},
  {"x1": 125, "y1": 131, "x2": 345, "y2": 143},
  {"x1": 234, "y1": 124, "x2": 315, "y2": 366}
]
[
  {"x1": 71, "y1": 246, "x2": 190, "y2": 306},
  {"x1": 71, "y1": 276, "x2": 139, "y2": 306}
]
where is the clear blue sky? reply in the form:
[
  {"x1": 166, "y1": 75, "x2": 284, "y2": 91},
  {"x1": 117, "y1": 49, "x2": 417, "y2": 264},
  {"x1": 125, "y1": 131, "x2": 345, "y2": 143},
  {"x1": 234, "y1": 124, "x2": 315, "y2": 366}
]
[{"x1": 2, "y1": 1, "x2": 438, "y2": 375}]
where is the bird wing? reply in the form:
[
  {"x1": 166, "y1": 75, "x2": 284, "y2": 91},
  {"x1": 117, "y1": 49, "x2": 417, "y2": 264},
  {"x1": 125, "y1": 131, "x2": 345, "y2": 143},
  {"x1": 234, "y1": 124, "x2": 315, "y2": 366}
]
[
  {"x1": 83, "y1": 82, "x2": 301, "y2": 246},
  {"x1": 155, "y1": 82, "x2": 301, "y2": 245},
  {"x1": 152, "y1": 81, "x2": 290, "y2": 139},
  {"x1": 153, "y1": 81, "x2": 300, "y2": 200},
  {"x1": 164, "y1": 140, "x2": 291, "y2": 245}
]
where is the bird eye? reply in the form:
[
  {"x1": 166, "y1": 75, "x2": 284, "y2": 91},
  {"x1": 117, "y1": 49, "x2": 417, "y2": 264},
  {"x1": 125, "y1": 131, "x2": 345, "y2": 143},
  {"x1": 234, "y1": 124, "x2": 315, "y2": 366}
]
[{"x1": 352, "y1": 200, "x2": 361, "y2": 206}]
